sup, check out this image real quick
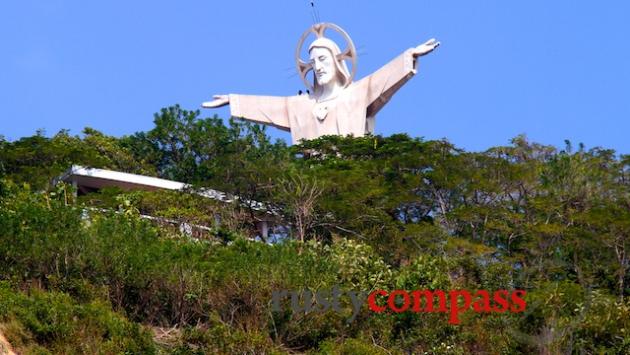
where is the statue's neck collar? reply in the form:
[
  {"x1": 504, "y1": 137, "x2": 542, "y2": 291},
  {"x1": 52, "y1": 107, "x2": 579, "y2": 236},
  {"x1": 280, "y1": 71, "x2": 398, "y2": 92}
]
[{"x1": 314, "y1": 83, "x2": 343, "y2": 103}]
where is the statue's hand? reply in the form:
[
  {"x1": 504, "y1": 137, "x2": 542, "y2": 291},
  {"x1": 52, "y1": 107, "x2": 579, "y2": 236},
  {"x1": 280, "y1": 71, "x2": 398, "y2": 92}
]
[
  {"x1": 202, "y1": 95, "x2": 229, "y2": 108},
  {"x1": 412, "y1": 38, "x2": 440, "y2": 57}
]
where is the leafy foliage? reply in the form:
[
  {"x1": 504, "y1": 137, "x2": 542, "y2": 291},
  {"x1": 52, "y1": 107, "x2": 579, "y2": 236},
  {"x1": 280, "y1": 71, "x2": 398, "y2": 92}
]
[{"x1": 1, "y1": 106, "x2": 629, "y2": 353}]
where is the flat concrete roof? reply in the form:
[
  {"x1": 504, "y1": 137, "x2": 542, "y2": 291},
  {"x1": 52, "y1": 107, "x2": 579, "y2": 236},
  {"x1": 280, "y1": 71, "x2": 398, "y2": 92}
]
[{"x1": 56, "y1": 165, "x2": 273, "y2": 214}]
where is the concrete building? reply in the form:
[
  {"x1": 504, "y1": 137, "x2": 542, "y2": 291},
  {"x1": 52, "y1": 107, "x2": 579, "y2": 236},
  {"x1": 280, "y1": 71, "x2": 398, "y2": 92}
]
[{"x1": 56, "y1": 165, "x2": 279, "y2": 240}]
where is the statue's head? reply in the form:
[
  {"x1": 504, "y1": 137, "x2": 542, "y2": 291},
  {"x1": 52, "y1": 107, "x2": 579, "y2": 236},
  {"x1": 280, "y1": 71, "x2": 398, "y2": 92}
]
[{"x1": 308, "y1": 38, "x2": 351, "y2": 90}]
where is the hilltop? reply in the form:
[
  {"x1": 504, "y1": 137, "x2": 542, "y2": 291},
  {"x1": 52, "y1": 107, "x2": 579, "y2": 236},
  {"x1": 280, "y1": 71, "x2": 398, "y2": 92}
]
[{"x1": 1, "y1": 106, "x2": 629, "y2": 353}]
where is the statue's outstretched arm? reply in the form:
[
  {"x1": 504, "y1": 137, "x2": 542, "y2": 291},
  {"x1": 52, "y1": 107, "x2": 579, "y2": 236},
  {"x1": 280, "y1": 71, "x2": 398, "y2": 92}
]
[
  {"x1": 364, "y1": 38, "x2": 440, "y2": 117},
  {"x1": 202, "y1": 94, "x2": 291, "y2": 132},
  {"x1": 411, "y1": 38, "x2": 440, "y2": 58},
  {"x1": 202, "y1": 95, "x2": 229, "y2": 108}
]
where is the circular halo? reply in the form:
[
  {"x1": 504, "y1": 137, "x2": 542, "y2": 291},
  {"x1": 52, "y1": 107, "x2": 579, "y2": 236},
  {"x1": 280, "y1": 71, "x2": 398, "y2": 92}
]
[{"x1": 295, "y1": 22, "x2": 357, "y2": 91}]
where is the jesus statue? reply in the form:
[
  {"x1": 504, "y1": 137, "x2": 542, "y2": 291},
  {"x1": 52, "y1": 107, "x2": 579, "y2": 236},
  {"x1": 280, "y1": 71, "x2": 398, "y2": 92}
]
[{"x1": 202, "y1": 23, "x2": 440, "y2": 144}]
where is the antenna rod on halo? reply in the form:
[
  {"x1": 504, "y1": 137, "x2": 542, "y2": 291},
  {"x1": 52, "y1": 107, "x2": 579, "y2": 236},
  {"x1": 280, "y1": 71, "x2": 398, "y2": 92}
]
[{"x1": 306, "y1": 0, "x2": 321, "y2": 24}]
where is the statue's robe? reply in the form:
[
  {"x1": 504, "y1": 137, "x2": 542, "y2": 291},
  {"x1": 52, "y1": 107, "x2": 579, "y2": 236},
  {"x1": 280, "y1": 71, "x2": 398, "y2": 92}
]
[{"x1": 229, "y1": 48, "x2": 418, "y2": 144}]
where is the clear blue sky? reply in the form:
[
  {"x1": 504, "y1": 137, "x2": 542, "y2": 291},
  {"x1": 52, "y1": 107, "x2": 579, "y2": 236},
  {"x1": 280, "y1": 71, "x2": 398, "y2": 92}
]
[{"x1": 1, "y1": 1, "x2": 629, "y2": 153}]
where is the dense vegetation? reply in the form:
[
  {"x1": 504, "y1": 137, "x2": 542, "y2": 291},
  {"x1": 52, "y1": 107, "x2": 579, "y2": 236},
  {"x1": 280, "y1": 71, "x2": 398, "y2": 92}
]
[{"x1": 1, "y1": 105, "x2": 629, "y2": 354}]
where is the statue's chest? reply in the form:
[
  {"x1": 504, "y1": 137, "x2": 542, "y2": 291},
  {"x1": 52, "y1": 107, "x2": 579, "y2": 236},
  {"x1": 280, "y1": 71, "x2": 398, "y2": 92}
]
[
  {"x1": 288, "y1": 89, "x2": 367, "y2": 141},
  {"x1": 312, "y1": 102, "x2": 329, "y2": 122}
]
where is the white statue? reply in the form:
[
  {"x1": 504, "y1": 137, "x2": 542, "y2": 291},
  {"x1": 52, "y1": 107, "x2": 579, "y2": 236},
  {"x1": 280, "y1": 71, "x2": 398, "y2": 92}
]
[{"x1": 202, "y1": 23, "x2": 439, "y2": 144}]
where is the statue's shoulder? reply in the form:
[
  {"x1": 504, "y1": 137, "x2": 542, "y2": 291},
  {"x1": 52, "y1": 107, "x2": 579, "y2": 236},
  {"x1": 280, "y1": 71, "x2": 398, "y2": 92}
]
[{"x1": 349, "y1": 76, "x2": 369, "y2": 89}]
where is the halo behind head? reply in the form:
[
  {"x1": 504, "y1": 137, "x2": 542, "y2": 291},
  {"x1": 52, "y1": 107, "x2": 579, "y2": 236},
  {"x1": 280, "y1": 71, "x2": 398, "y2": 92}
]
[{"x1": 295, "y1": 23, "x2": 357, "y2": 91}]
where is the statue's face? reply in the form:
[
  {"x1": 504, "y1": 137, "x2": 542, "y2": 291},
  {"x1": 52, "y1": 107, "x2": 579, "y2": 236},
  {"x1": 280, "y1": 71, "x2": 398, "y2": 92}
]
[{"x1": 309, "y1": 47, "x2": 336, "y2": 86}]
